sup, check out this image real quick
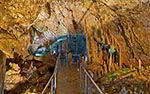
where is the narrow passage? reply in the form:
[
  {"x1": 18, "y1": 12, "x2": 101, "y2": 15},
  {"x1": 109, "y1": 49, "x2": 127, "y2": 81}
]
[{"x1": 56, "y1": 62, "x2": 80, "y2": 94}]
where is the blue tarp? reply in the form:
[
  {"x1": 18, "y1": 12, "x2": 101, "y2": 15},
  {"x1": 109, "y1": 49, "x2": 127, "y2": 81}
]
[
  {"x1": 28, "y1": 46, "x2": 46, "y2": 56},
  {"x1": 50, "y1": 35, "x2": 68, "y2": 54},
  {"x1": 72, "y1": 55, "x2": 80, "y2": 64},
  {"x1": 68, "y1": 34, "x2": 85, "y2": 56},
  {"x1": 28, "y1": 35, "x2": 68, "y2": 56},
  {"x1": 28, "y1": 34, "x2": 86, "y2": 57}
]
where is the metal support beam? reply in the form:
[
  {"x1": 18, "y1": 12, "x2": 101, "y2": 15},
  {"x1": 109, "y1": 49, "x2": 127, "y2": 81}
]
[{"x1": 84, "y1": 74, "x2": 88, "y2": 94}]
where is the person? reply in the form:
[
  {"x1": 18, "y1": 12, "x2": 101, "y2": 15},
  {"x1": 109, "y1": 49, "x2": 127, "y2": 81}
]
[
  {"x1": 53, "y1": 50, "x2": 56, "y2": 55},
  {"x1": 84, "y1": 55, "x2": 88, "y2": 63}
]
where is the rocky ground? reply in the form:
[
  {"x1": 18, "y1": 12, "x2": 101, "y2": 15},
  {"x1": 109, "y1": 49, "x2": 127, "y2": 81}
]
[{"x1": 4, "y1": 53, "x2": 56, "y2": 94}]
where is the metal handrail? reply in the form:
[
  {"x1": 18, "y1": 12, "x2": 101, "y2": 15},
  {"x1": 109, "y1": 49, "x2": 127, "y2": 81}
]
[
  {"x1": 41, "y1": 73, "x2": 55, "y2": 94},
  {"x1": 41, "y1": 54, "x2": 60, "y2": 94},
  {"x1": 81, "y1": 65, "x2": 104, "y2": 94},
  {"x1": 41, "y1": 54, "x2": 103, "y2": 94}
]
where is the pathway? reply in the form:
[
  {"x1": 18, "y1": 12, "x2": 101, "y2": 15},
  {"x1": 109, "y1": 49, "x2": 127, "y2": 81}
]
[{"x1": 56, "y1": 62, "x2": 80, "y2": 94}]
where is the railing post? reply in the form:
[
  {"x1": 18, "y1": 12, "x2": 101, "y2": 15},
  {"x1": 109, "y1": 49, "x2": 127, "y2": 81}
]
[
  {"x1": 80, "y1": 64, "x2": 82, "y2": 88},
  {"x1": 84, "y1": 74, "x2": 88, "y2": 94},
  {"x1": 54, "y1": 73, "x2": 56, "y2": 94},
  {"x1": 80, "y1": 64, "x2": 84, "y2": 94},
  {"x1": 51, "y1": 78, "x2": 54, "y2": 94},
  {"x1": 87, "y1": 79, "x2": 91, "y2": 94},
  {"x1": 109, "y1": 53, "x2": 112, "y2": 72},
  {"x1": 82, "y1": 67, "x2": 104, "y2": 94},
  {"x1": 41, "y1": 54, "x2": 60, "y2": 94}
]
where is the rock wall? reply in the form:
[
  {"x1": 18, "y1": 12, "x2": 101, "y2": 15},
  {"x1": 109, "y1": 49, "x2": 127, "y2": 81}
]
[
  {"x1": 85, "y1": 1, "x2": 150, "y2": 74},
  {"x1": 0, "y1": 50, "x2": 6, "y2": 94}
]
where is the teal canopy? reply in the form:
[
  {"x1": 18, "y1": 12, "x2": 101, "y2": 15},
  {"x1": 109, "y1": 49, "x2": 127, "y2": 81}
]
[
  {"x1": 28, "y1": 35, "x2": 68, "y2": 56},
  {"x1": 28, "y1": 34, "x2": 86, "y2": 57}
]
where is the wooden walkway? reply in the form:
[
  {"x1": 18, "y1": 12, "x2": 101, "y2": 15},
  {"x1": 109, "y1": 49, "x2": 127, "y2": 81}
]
[{"x1": 56, "y1": 63, "x2": 80, "y2": 94}]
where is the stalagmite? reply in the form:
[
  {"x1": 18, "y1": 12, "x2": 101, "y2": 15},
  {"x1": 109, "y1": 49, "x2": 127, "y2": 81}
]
[
  {"x1": 139, "y1": 59, "x2": 142, "y2": 70},
  {"x1": 109, "y1": 53, "x2": 112, "y2": 72}
]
